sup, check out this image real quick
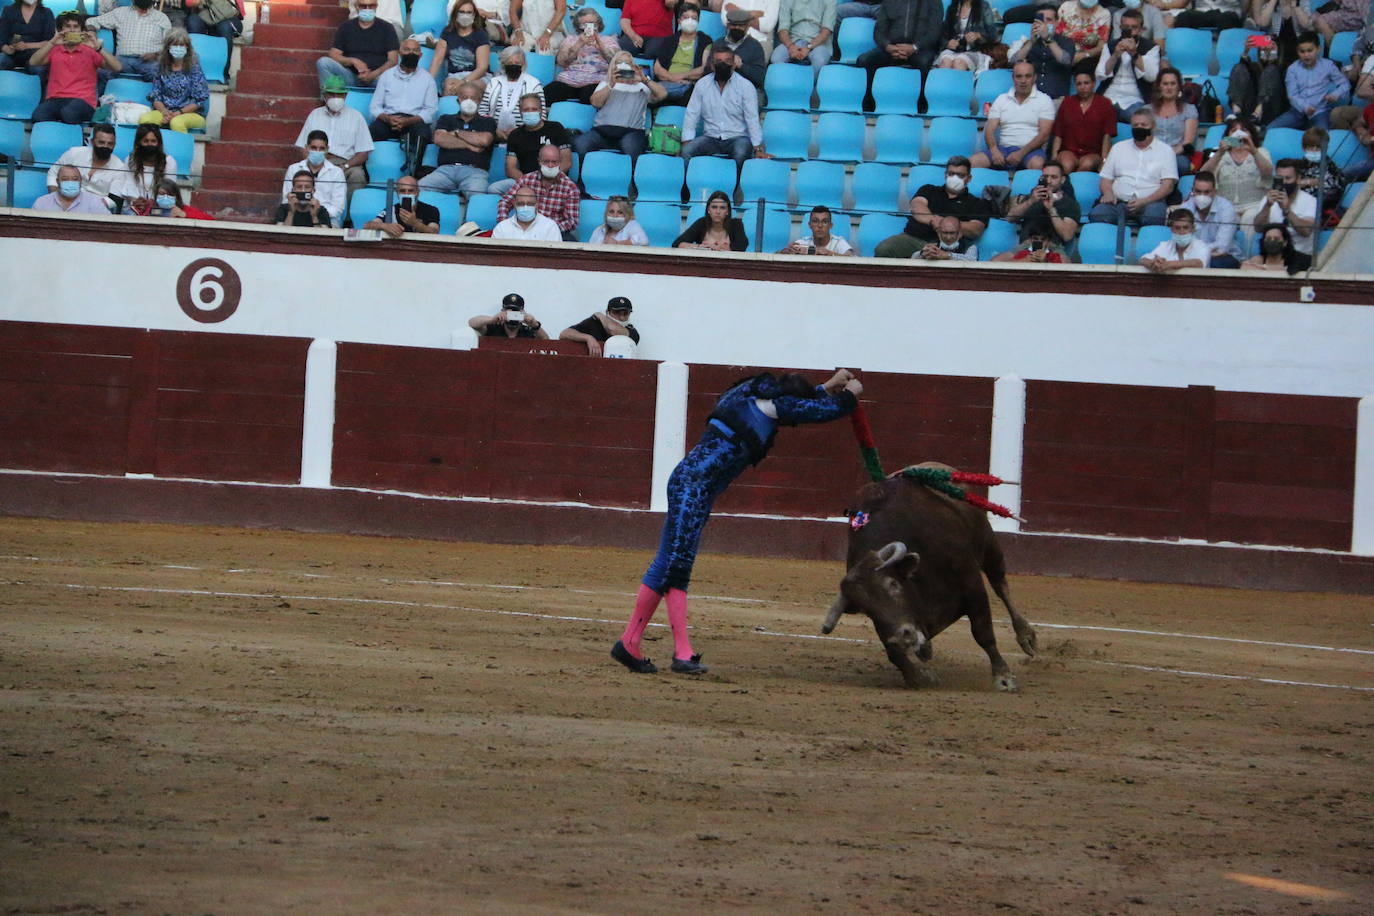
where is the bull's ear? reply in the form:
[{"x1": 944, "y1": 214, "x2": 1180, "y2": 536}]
[
  {"x1": 858, "y1": 482, "x2": 888, "y2": 506},
  {"x1": 893, "y1": 551, "x2": 921, "y2": 579}
]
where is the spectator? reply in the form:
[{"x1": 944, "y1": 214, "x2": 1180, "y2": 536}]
[
  {"x1": 544, "y1": 6, "x2": 618, "y2": 104},
  {"x1": 363, "y1": 174, "x2": 441, "y2": 236},
  {"x1": 0, "y1": 0, "x2": 56, "y2": 74},
  {"x1": 1252, "y1": 157, "x2": 1317, "y2": 269},
  {"x1": 468, "y1": 293, "x2": 551, "y2": 336},
  {"x1": 913, "y1": 214, "x2": 979, "y2": 261},
  {"x1": 1174, "y1": 0, "x2": 1244, "y2": 29},
  {"x1": 1150, "y1": 67, "x2": 1198, "y2": 175},
  {"x1": 419, "y1": 81, "x2": 495, "y2": 196},
  {"x1": 516, "y1": 0, "x2": 567, "y2": 53},
  {"x1": 1332, "y1": 96, "x2": 1373, "y2": 181},
  {"x1": 185, "y1": 0, "x2": 245, "y2": 51},
  {"x1": 933, "y1": 0, "x2": 1001, "y2": 72},
  {"x1": 115, "y1": 122, "x2": 178, "y2": 207},
  {"x1": 32, "y1": 164, "x2": 109, "y2": 214},
  {"x1": 354, "y1": 0, "x2": 404, "y2": 38},
  {"x1": 138, "y1": 30, "x2": 209, "y2": 133},
  {"x1": 1241, "y1": 221, "x2": 1297, "y2": 272},
  {"x1": 673, "y1": 188, "x2": 750, "y2": 249},
  {"x1": 719, "y1": 9, "x2": 766, "y2": 89},
  {"x1": 1298, "y1": 126, "x2": 1346, "y2": 208},
  {"x1": 472, "y1": 0, "x2": 514, "y2": 46},
  {"x1": 560, "y1": 296, "x2": 640, "y2": 355},
  {"x1": 1182, "y1": 170, "x2": 1242, "y2": 268},
  {"x1": 681, "y1": 42, "x2": 768, "y2": 176},
  {"x1": 771, "y1": 0, "x2": 836, "y2": 79},
  {"x1": 1008, "y1": 4, "x2": 1076, "y2": 98},
  {"x1": 431, "y1": 0, "x2": 491, "y2": 95},
  {"x1": 1309, "y1": 0, "x2": 1364, "y2": 44},
  {"x1": 1109, "y1": 0, "x2": 1164, "y2": 41},
  {"x1": 991, "y1": 227, "x2": 1069, "y2": 262},
  {"x1": 1053, "y1": 70, "x2": 1115, "y2": 170},
  {"x1": 497, "y1": 142, "x2": 580, "y2": 239},
  {"x1": 315, "y1": 0, "x2": 398, "y2": 90},
  {"x1": 971, "y1": 62, "x2": 1055, "y2": 171},
  {"x1": 86, "y1": 0, "x2": 169, "y2": 82},
  {"x1": 858, "y1": 0, "x2": 944, "y2": 76},
  {"x1": 296, "y1": 75, "x2": 374, "y2": 203},
  {"x1": 1139, "y1": 208, "x2": 1210, "y2": 271},
  {"x1": 618, "y1": 0, "x2": 677, "y2": 60},
  {"x1": 491, "y1": 184, "x2": 564, "y2": 239},
  {"x1": 574, "y1": 52, "x2": 666, "y2": 160},
  {"x1": 1004, "y1": 160, "x2": 1080, "y2": 252},
  {"x1": 369, "y1": 37, "x2": 439, "y2": 171},
  {"x1": 1055, "y1": 0, "x2": 1109, "y2": 72},
  {"x1": 141, "y1": 177, "x2": 214, "y2": 218},
  {"x1": 1089, "y1": 108, "x2": 1177, "y2": 226},
  {"x1": 777, "y1": 204, "x2": 856, "y2": 255},
  {"x1": 1270, "y1": 31, "x2": 1349, "y2": 130},
  {"x1": 281, "y1": 130, "x2": 347, "y2": 224},
  {"x1": 29, "y1": 16, "x2": 120, "y2": 124},
  {"x1": 723, "y1": 0, "x2": 782, "y2": 53},
  {"x1": 1228, "y1": 33, "x2": 1287, "y2": 125},
  {"x1": 273, "y1": 171, "x2": 334, "y2": 227},
  {"x1": 44, "y1": 123, "x2": 123, "y2": 207},
  {"x1": 1200, "y1": 116, "x2": 1273, "y2": 222},
  {"x1": 490, "y1": 92, "x2": 570, "y2": 196},
  {"x1": 875, "y1": 156, "x2": 990, "y2": 258},
  {"x1": 1247, "y1": 0, "x2": 1314, "y2": 64},
  {"x1": 481, "y1": 46, "x2": 546, "y2": 139},
  {"x1": 1094, "y1": 7, "x2": 1159, "y2": 122},
  {"x1": 588, "y1": 195, "x2": 650, "y2": 244},
  {"x1": 654, "y1": 4, "x2": 711, "y2": 103}
]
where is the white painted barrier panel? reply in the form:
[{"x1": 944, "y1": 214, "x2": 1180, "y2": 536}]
[
  {"x1": 651, "y1": 362, "x2": 689, "y2": 513},
  {"x1": 1353, "y1": 395, "x2": 1374, "y2": 555},
  {"x1": 989, "y1": 375, "x2": 1026, "y2": 533},
  {"x1": 300, "y1": 339, "x2": 337, "y2": 488}
]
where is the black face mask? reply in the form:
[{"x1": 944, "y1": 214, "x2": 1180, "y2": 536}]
[
  {"x1": 1262, "y1": 238, "x2": 1284, "y2": 255},
  {"x1": 504, "y1": 65, "x2": 521, "y2": 80},
  {"x1": 400, "y1": 53, "x2": 421, "y2": 68},
  {"x1": 726, "y1": 28, "x2": 746, "y2": 41},
  {"x1": 1284, "y1": 182, "x2": 1299, "y2": 196},
  {"x1": 713, "y1": 61, "x2": 733, "y2": 79},
  {"x1": 1131, "y1": 126, "x2": 1151, "y2": 142},
  {"x1": 133, "y1": 0, "x2": 153, "y2": 9},
  {"x1": 92, "y1": 144, "x2": 113, "y2": 161}
]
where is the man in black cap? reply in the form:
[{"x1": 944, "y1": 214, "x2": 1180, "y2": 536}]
[
  {"x1": 720, "y1": 8, "x2": 767, "y2": 90},
  {"x1": 467, "y1": 293, "x2": 551, "y2": 339},
  {"x1": 559, "y1": 297, "x2": 640, "y2": 356}
]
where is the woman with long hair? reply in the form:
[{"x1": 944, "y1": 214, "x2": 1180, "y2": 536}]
[
  {"x1": 0, "y1": 0, "x2": 57, "y2": 74},
  {"x1": 673, "y1": 189, "x2": 749, "y2": 251},
  {"x1": 139, "y1": 29, "x2": 209, "y2": 133},
  {"x1": 117, "y1": 123, "x2": 176, "y2": 209},
  {"x1": 1241, "y1": 222, "x2": 1296, "y2": 273},
  {"x1": 933, "y1": 0, "x2": 1002, "y2": 71},
  {"x1": 588, "y1": 195, "x2": 648, "y2": 245},
  {"x1": 432, "y1": 0, "x2": 491, "y2": 93},
  {"x1": 1200, "y1": 115, "x2": 1273, "y2": 223},
  {"x1": 1150, "y1": 66, "x2": 1197, "y2": 175}
]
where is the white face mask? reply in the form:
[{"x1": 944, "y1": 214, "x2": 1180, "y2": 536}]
[
  {"x1": 679, "y1": 17, "x2": 699, "y2": 33},
  {"x1": 606, "y1": 216, "x2": 626, "y2": 230},
  {"x1": 456, "y1": 12, "x2": 475, "y2": 26},
  {"x1": 325, "y1": 97, "x2": 346, "y2": 112},
  {"x1": 540, "y1": 164, "x2": 560, "y2": 179},
  {"x1": 1192, "y1": 191, "x2": 1212, "y2": 207},
  {"x1": 1172, "y1": 232, "x2": 1193, "y2": 247},
  {"x1": 459, "y1": 98, "x2": 478, "y2": 116},
  {"x1": 938, "y1": 239, "x2": 960, "y2": 251},
  {"x1": 944, "y1": 174, "x2": 966, "y2": 193}
]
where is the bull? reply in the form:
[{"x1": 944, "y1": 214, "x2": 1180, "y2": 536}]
[{"x1": 822, "y1": 463, "x2": 1038, "y2": 691}]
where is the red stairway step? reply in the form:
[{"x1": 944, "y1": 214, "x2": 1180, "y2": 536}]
[{"x1": 236, "y1": 68, "x2": 321, "y2": 96}]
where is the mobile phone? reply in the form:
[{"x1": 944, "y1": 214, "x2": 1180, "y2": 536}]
[
  {"x1": 398, "y1": 195, "x2": 415, "y2": 212},
  {"x1": 807, "y1": 245, "x2": 816, "y2": 254},
  {"x1": 1029, "y1": 239, "x2": 1044, "y2": 251},
  {"x1": 1271, "y1": 177, "x2": 1284, "y2": 190}
]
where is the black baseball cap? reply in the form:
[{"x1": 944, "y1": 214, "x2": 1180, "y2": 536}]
[
  {"x1": 607, "y1": 296, "x2": 632, "y2": 313},
  {"x1": 502, "y1": 292, "x2": 525, "y2": 309}
]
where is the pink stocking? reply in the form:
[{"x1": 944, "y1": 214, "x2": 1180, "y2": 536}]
[
  {"x1": 619, "y1": 584, "x2": 662, "y2": 657},
  {"x1": 665, "y1": 588, "x2": 694, "y2": 661}
]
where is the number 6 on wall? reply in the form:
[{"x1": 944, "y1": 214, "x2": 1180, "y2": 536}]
[{"x1": 176, "y1": 257, "x2": 242, "y2": 324}]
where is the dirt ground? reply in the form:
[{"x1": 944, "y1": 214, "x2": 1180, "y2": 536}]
[{"x1": 1, "y1": 517, "x2": 1371, "y2": 915}]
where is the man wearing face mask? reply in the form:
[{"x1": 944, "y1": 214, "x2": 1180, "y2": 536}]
[
  {"x1": 874, "y1": 156, "x2": 991, "y2": 258},
  {"x1": 491, "y1": 92, "x2": 571, "y2": 197},
  {"x1": 1088, "y1": 108, "x2": 1176, "y2": 226},
  {"x1": 363, "y1": 174, "x2": 441, "y2": 237},
  {"x1": 280, "y1": 130, "x2": 347, "y2": 224},
  {"x1": 1252, "y1": 158, "x2": 1317, "y2": 270},
  {"x1": 912, "y1": 215, "x2": 979, "y2": 261},
  {"x1": 296, "y1": 76, "x2": 375, "y2": 204},
  {"x1": 45, "y1": 123, "x2": 123, "y2": 210},
  {"x1": 1181, "y1": 170, "x2": 1241, "y2": 269},
  {"x1": 316, "y1": 0, "x2": 399, "y2": 90},
  {"x1": 681, "y1": 42, "x2": 768, "y2": 176},
  {"x1": 491, "y1": 187, "x2": 563, "y2": 241},
  {"x1": 857, "y1": 0, "x2": 945, "y2": 78},
  {"x1": 420, "y1": 81, "x2": 496, "y2": 197},
  {"x1": 718, "y1": 8, "x2": 766, "y2": 90},
  {"x1": 86, "y1": 0, "x2": 170, "y2": 83},
  {"x1": 32, "y1": 164, "x2": 111, "y2": 214},
  {"x1": 1094, "y1": 7, "x2": 1158, "y2": 123},
  {"x1": 1138, "y1": 208, "x2": 1210, "y2": 272},
  {"x1": 368, "y1": 36, "x2": 438, "y2": 171},
  {"x1": 496, "y1": 142, "x2": 581, "y2": 240},
  {"x1": 1109, "y1": 0, "x2": 1163, "y2": 41},
  {"x1": 653, "y1": 4, "x2": 712, "y2": 102}
]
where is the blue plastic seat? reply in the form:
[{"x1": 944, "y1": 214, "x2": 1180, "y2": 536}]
[
  {"x1": 1328, "y1": 31, "x2": 1357, "y2": 64},
  {"x1": 548, "y1": 101, "x2": 595, "y2": 133},
  {"x1": 526, "y1": 53, "x2": 556, "y2": 85},
  {"x1": 836, "y1": 17, "x2": 878, "y2": 65},
  {"x1": 633, "y1": 201, "x2": 681, "y2": 246},
  {"x1": 923, "y1": 69, "x2": 974, "y2": 117},
  {"x1": 1176, "y1": 174, "x2": 1194, "y2": 197},
  {"x1": 978, "y1": 218, "x2": 1019, "y2": 260},
  {"x1": 968, "y1": 166, "x2": 1008, "y2": 197},
  {"x1": 1068, "y1": 170, "x2": 1101, "y2": 213},
  {"x1": 1263, "y1": 127, "x2": 1303, "y2": 163},
  {"x1": 1339, "y1": 181, "x2": 1364, "y2": 208},
  {"x1": 580, "y1": 150, "x2": 631, "y2": 198},
  {"x1": 463, "y1": 191, "x2": 501, "y2": 229},
  {"x1": 761, "y1": 110, "x2": 811, "y2": 159},
  {"x1": 1010, "y1": 167, "x2": 1041, "y2": 197},
  {"x1": 632, "y1": 152, "x2": 684, "y2": 201},
  {"x1": 974, "y1": 69, "x2": 1012, "y2": 112},
  {"x1": 1133, "y1": 225, "x2": 1171, "y2": 260},
  {"x1": 758, "y1": 207, "x2": 794, "y2": 251},
  {"x1": 925, "y1": 116, "x2": 976, "y2": 163},
  {"x1": 739, "y1": 157, "x2": 791, "y2": 206},
  {"x1": 190, "y1": 33, "x2": 229, "y2": 83},
  {"x1": 1326, "y1": 129, "x2": 1364, "y2": 170},
  {"x1": 97, "y1": 29, "x2": 115, "y2": 50},
  {"x1": 764, "y1": 63, "x2": 813, "y2": 111},
  {"x1": 1215, "y1": 29, "x2": 1260, "y2": 74},
  {"x1": 815, "y1": 64, "x2": 866, "y2": 112},
  {"x1": 698, "y1": 10, "x2": 725, "y2": 41},
  {"x1": 1165, "y1": 28, "x2": 1212, "y2": 79},
  {"x1": 857, "y1": 212, "x2": 907, "y2": 256},
  {"x1": 871, "y1": 67, "x2": 921, "y2": 116},
  {"x1": 1202, "y1": 122, "x2": 1225, "y2": 149},
  {"x1": 851, "y1": 162, "x2": 903, "y2": 212},
  {"x1": 991, "y1": 0, "x2": 1024, "y2": 15},
  {"x1": 10, "y1": 168, "x2": 47, "y2": 207},
  {"x1": 487, "y1": 143, "x2": 506, "y2": 183},
  {"x1": 408, "y1": 0, "x2": 448, "y2": 36},
  {"x1": 0, "y1": 117, "x2": 24, "y2": 162},
  {"x1": 1001, "y1": 21, "x2": 1031, "y2": 46},
  {"x1": 653, "y1": 105, "x2": 685, "y2": 129},
  {"x1": 578, "y1": 197, "x2": 606, "y2": 241},
  {"x1": 437, "y1": 95, "x2": 459, "y2": 116},
  {"x1": 345, "y1": 88, "x2": 373, "y2": 117},
  {"x1": 367, "y1": 140, "x2": 407, "y2": 185},
  {"x1": 44, "y1": 0, "x2": 82, "y2": 13},
  {"x1": 794, "y1": 160, "x2": 846, "y2": 208},
  {"x1": 685, "y1": 155, "x2": 737, "y2": 201},
  {"x1": 104, "y1": 78, "x2": 152, "y2": 104},
  {"x1": 431, "y1": 192, "x2": 461, "y2": 234},
  {"x1": 348, "y1": 188, "x2": 387, "y2": 229},
  {"x1": 28, "y1": 122, "x2": 84, "y2": 168},
  {"x1": 814, "y1": 111, "x2": 864, "y2": 161},
  {"x1": 1077, "y1": 222, "x2": 1121, "y2": 264},
  {"x1": 907, "y1": 164, "x2": 945, "y2": 191},
  {"x1": 873, "y1": 114, "x2": 921, "y2": 164}
]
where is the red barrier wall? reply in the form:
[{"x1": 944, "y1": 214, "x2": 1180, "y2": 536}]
[
  {"x1": 1022, "y1": 382, "x2": 1357, "y2": 550},
  {"x1": 332, "y1": 344, "x2": 658, "y2": 507}
]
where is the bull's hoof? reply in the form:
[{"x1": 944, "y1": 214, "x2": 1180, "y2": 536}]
[
  {"x1": 1018, "y1": 629, "x2": 1039, "y2": 658},
  {"x1": 903, "y1": 667, "x2": 939, "y2": 689},
  {"x1": 993, "y1": 672, "x2": 1019, "y2": 692}
]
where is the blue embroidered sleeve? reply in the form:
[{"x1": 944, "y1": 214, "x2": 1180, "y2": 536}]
[{"x1": 773, "y1": 389, "x2": 857, "y2": 426}]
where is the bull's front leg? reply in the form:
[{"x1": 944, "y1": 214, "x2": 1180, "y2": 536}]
[
  {"x1": 875, "y1": 619, "x2": 936, "y2": 688},
  {"x1": 964, "y1": 584, "x2": 1017, "y2": 692}
]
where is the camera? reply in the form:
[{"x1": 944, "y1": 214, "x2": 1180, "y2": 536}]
[
  {"x1": 615, "y1": 63, "x2": 634, "y2": 77},
  {"x1": 62, "y1": 31, "x2": 84, "y2": 44},
  {"x1": 504, "y1": 308, "x2": 524, "y2": 326},
  {"x1": 294, "y1": 190, "x2": 312, "y2": 202}
]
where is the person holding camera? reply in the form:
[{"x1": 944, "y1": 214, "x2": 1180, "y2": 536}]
[
  {"x1": 778, "y1": 205, "x2": 855, "y2": 255},
  {"x1": 1200, "y1": 117, "x2": 1273, "y2": 223},
  {"x1": 363, "y1": 175, "x2": 440, "y2": 237},
  {"x1": 1003, "y1": 161, "x2": 1080, "y2": 254},
  {"x1": 544, "y1": 7, "x2": 618, "y2": 105},
  {"x1": 572, "y1": 51, "x2": 666, "y2": 161},
  {"x1": 468, "y1": 293, "x2": 551, "y2": 339},
  {"x1": 559, "y1": 296, "x2": 640, "y2": 356},
  {"x1": 1007, "y1": 5, "x2": 1076, "y2": 99},
  {"x1": 28, "y1": 14, "x2": 121, "y2": 124},
  {"x1": 1093, "y1": 6, "x2": 1159, "y2": 124},
  {"x1": 273, "y1": 171, "x2": 334, "y2": 228},
  {"x1": 1252, "y1": 158, "x2": 1317, "y2": 270},
  {"x1": 991, "y1": 228, "x2": 1069, "y2": 263}
]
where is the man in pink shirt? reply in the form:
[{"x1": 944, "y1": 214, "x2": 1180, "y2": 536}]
[
  {"x1": 33, "y1": 165, "x2": 113, "y2": 214},
  {"x1": 28, "y1": 13, "x2": 121, "y2": 124}
]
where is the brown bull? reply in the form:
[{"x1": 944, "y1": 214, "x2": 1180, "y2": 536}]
[{"x1": 822, "y1": 463, "x2": 1038, "y2": 691}]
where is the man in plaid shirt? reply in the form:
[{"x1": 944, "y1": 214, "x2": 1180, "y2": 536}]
[
  {"x1": 496, "y1": 143, "x2": 580, "y2": 241},
  {"x1": 88, "y1": 0, "x2": 170, "y2": 82}
]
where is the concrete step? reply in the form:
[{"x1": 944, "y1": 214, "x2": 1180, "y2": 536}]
[
  {"x1": 264, "y1": 3, "x2": 349, "y2": 26},
  {"x1": 203, "y1": 139, "x2": 296, "y2": 170},
  {"x1": 236, "y1": 68, "x2": 321, "y2": 96},
  {"x1": 253, "y1": 22, "x2": 341, "y2": 48},
  {"x1": 240, "y1": 46, "x2": 325, "y2": 73},
  {"x1": 220, "y1": 114, "x2": 310, "y2": 144},
  {"x1": 220, "y1": 92, "x2": 316, "y2": 121},
  {"x1": 201, "y1": 161, "x2": 294, "y2": 189}
]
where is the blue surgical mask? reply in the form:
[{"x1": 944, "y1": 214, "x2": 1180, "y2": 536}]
[
  {"x1": 169, "y1": 44, "x2": 187, "y2": 59},
  {"x1": 1303, "y1": 149, "x2": 1321, "y2": 163},
  {"x1": 515, "y1": 204, "x2": 537, "y2": 222},
  {"x1": 1079, "y1": 0, "x2": 1097, "y2": 7},
  {"x1": 156, "y1": 194, "x2": 177, "y2": 210},
  {"x1": 307, "y1": 149, "x2": 327, "y2": 166},
  {"x1": 358, "y1": 8, "x2": 376, "y2": 22},
  {"x1": 520, "y1": 110, "x2": 542, "y2": 127},
  {"x1": 1172, "y1": 232, "x2": 1193, "y2": 247},
  {"x1": 1123, "y1": 0, "x2": 1141, "y2": 7},
  {"x1": 59, "y1": 180, "x2": 81, "y2": 198}
]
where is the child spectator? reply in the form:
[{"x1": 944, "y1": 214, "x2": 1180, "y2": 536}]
[{"x1": 29, "y1": 14, "x2": 120, "y2": 124}]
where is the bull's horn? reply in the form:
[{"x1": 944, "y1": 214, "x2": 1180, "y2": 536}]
[
  {"x1": 874, "y1": 541, "x2": 908, "y2": 571},
  {"x1": 821, "y1": 594, "x2": 847, "y2": 634}
]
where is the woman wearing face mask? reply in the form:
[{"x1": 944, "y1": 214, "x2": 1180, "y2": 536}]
[
  {"x1": 480, "y1": 45, "x2": 545, "y2": 138},
  {"x1": 141, "y1": 177, "x2": 214, "y2": 219},
  {"x1": 589, "y1": 195, "x2": 649, "y2": 245},
  {"x1": 116, "y1": 123, "x2": 177, "y2": 210},
  {"x1": 432, "y1": 0, "x2": 491, "y2": 93},
  {"x1": 1241, "y1": 222, "x2": 1296, "y2": 272},
  {"x1": 1150, "y1": 67, "x2": 1197, "y2": 175},
  {"x1": 544, "y1": 8, "x2": 618, "y2": 104},
  {"x1": 1297, "y1": 126, "x2": 1345, "y2": 209},
  {"x1": 0, "y1": 0, "x2": 56, "y2": 74},
  {"x1": 652, "y1": 4, "x2": 709, "y2": 104},
  {"x1": 673, "y1": 189, "x2": 750, "y2": 251},
  {"x1": 514, "y1": 0, "x2": 566, "y2": 53},
  {"x1": 1200, "y1": 116, "x2": 1273, "y2": 222},
  {"x1": 1054, "y1": 0, "x2": 1110, "y2": 70},
  {"x1": 138, "y1": 30, "x2": 209, "y2": 133}
]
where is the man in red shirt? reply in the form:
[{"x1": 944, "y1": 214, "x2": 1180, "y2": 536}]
[
  {"x1": 614, "y1": 0, "x2": 675, "y2": 61},
  {"x1": 28, "y1": 13, "x2": 121, "y2": 124}
]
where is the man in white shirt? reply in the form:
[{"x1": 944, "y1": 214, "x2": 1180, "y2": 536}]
[
  {"x1": 778, "y1": 205, "x2": 855, "y2": 255},
  {"x1": 1088, "y1": 108, "x2": 1177, "y2": 226},
  {"x1": 1181, "y1": 171, "x2": 1241, "y2": 269},
  {"x1": 681, "y1": 42, "x2": 769, "y2": 176},
  {"x1": 44, "y1": 124, "x2": 123, "y2": 209},
  {"x1": 491, "y1": 185, "x2": 563, "y2": 241},
  {"x1": 280, "y1": 130, "x2": 347, "y2": 226},
  {"x1": 296, "y1": 75, "x2": 374, "y2": 201},
  {"x1": 1139, "y1": 208, "x2": 1211, "y2": 272},
  {"x1": 1252, "y1": 158, "x2": 1319, "y2": 271},
  {"x1": 33, "y1": 164, "x2": 111, "y2": 215},
  {"x1": 970, "y1": 62, "x2": 1055, "y2": 171},
  {"x1": 1093, "y1": 8, "x2": 1159, "y2": 122},
  {"x1": 368, "y1": 37, "x2": 438, "y2": 171}
]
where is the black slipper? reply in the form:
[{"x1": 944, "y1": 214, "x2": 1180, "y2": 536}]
[
  {"x1": 611, "y1": 640, "x2": 657, "y2": 674},
  {"x1": 670, "y1": 654, "x2": 708, "y2": 675}
]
